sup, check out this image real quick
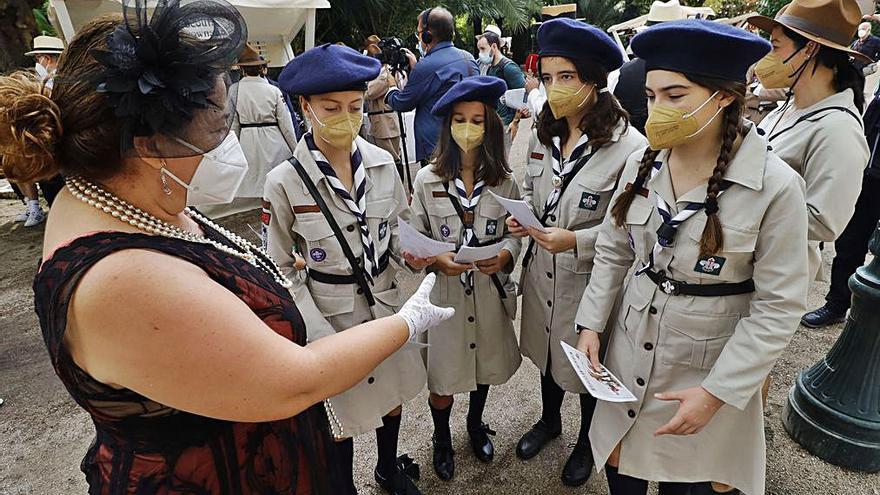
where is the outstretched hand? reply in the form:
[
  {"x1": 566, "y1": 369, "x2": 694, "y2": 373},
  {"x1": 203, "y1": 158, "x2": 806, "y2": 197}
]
[{"x1": 397, "y1": 273, "x2": 455, "y2": 340}]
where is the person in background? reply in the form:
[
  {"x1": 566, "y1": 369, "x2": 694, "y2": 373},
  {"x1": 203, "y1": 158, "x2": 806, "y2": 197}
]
[
  {"x1": 477, "y1": 27, "x2": 525, "y2": 150},
  {"x1": 364, "y1": 43, "x2": 403, "y2": 169},
  {"x1": 851, "y1": 21, "x2": 880, "y2": 73},
  {"x1": 385, "y1": 7, "x2": 478, "y2": 166},
  {"x1": 743, "y1": 63, "x2": 788, "y2": 125}
]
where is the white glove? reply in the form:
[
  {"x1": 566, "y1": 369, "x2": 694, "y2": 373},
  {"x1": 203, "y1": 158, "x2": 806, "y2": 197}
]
[{"x1": 397, "y1": 273, "x2": 455, "y2": 341}]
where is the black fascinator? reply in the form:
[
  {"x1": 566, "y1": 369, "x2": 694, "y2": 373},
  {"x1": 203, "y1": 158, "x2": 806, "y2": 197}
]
[{"x1": 91, "y1": 0, "x2": 247, "y2": 157}]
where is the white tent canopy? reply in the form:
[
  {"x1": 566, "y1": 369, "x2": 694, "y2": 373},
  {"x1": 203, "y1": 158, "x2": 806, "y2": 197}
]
[{"x1": 48, "y1": 0, "x2": 330, "y2": 67}]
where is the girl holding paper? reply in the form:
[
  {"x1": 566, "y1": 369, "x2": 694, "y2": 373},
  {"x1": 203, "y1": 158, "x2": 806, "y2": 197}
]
[
  {"x1": 505, "y1": 18, "x2": 646, "y2": 487},
  {"x1": 405, "y1": 76, "x2": 522, "y2": 482}
]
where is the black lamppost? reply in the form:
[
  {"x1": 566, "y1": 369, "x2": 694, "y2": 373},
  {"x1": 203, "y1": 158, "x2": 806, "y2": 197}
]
[{"x1": 783, "y1": 221, "x2": 880, "y2": 471}]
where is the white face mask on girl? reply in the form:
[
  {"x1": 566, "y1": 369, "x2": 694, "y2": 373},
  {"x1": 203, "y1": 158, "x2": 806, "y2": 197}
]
[{"x1": 162, "y1": 132, "x2": 249, "y2": 206}]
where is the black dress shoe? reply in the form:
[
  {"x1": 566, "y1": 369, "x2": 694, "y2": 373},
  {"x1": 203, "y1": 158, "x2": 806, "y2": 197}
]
[
  {"x1": 374, "y1": 456, "x2": 423, "y2": 495},
  {"x1": 432, "y1": 435, "x2": 455, "y2": 481},
  {"x1": 467, "y1": 423, "x2": 496, "y2": 463},
  {"x1": 516, "y1": 420, "x2": 561, "y2": 460},
  {"x1": 561, "y1": 444, "x2": 594, "y2": 487},
  {"x1": 801, "y1": 304, "x2": 846, "y2": 328}
]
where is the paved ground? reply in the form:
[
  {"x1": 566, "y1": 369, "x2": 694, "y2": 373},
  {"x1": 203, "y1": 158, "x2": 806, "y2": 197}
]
[{"x1": 1, "y1": 119, "x2": 880, "y2": 494}]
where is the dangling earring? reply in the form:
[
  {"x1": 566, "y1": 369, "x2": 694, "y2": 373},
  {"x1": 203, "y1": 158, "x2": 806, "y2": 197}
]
[{"x1": 160, "y1": 162, "x2": 173, "y2": 196}]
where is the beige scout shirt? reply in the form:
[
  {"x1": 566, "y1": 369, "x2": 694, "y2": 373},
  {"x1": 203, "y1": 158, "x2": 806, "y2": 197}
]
[
  {"x1": 759, "y1": 88, "x2": 868, "y2": 281},
  {"x1": 262, "y1": 136, "x2": 425, "y2": 438},
  {"x1": 575, "y1": 124, "x2": 809, "y2": 495},
  {"x1": 365, "y1": 65, "x2": 401, "y2": 140},
  {"x1": 409, "y1": 166, "x2": 523, "y2": 395},
  {"x1": 519, "y1": 122, "x2": 646, "y2": 393}
]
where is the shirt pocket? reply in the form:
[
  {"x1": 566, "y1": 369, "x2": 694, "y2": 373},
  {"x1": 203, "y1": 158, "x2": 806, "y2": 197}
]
[
  {"x1": 616, "y1": 280, "x2": 651, "y2": 344},
  {"x1": 478, "y1": 202, "x2": 508, "y2": 241},
  {"x1": 685, "y1": 220, "x2": 758, "y2": 283},
  {"x1": 568, "y1": 171, "x2": 617, "y2": 227},
  {"x1": 294, "y1": 214, "x2": 345, "y2": 268},
  {"x1": 624, "y1": 201, "x2": 654, "y2": 264},
  {"x1": 367, "y1": 198, "x2": 398, "y2": 255},
  {"x1": 660, "y1": 310, "x2": 739, "y2": 370},
  {"x1": 425, "y1": 199, "x2": 460, "y2": 242}
]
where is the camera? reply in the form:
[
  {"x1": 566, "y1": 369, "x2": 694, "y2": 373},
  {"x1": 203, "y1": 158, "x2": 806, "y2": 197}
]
[{"x1": 377, "y1": 36, "x2": 409, "y2": 75}]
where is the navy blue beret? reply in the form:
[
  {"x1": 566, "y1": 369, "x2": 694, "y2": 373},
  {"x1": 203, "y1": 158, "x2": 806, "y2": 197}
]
[
  {"x1": 631, "y1": 20, "x2": 771, "y2": 82},
  {"x1": 431, "y1": 76, "x2": 508, "y2": 116},
  {"x1": 278, "y1": 43, "x2": 380, "y2": 96},
  {"x1": 537, "y1": 18, "x2": 624, "y2": 72}
]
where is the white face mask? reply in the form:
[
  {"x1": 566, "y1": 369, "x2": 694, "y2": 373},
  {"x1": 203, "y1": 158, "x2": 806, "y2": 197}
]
[
  {"x1": 163, "y1": 132, "x2": 249, "y2": 206},
  {"x1": 859, "y1": 29, "x2": 869, "y2": 38},
  {"x1": 478, "y1": 50, "x2": 493, "y2": 64}
]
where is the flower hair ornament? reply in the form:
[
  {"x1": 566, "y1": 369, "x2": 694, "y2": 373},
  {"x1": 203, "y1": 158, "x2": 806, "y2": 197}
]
[{"x1": 91, "y1": 0, "x2": 246, "y2": 156}]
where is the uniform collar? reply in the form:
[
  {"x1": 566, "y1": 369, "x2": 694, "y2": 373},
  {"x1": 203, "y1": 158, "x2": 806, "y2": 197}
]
[
  {"x1": 427, "y1": 41, "x2": 453, "y2": 56},
  {"x1": 294, "y1": 136, "x2": 383, "y2": 196}
]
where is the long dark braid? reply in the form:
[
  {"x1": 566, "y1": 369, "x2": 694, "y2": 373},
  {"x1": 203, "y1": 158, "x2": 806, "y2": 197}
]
[
  {"x1": 611, "y1": 147, "x2": 659, "y2": 226},
  {"x1": 699, "y1": 101, "x2": 742, "y2": 257}
]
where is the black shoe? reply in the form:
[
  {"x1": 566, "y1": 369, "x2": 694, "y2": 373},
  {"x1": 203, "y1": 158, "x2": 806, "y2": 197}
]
[
  {"x1": 689, "y1": 482, "x2": 741, "y2": 495},
  {"x1": 375, "y1": 455, "x2": 422, "y2": 495},
  {"x1": 801, "y1": 304, "x2": 846, "y2": 328},
  {"x1": 467, "y1": 423, "x2": 496, "y2": 463},
  {"x1": 516, "y1": 420, "x2": 561, "y2": 460},
  {"x1": 431, "y1": 435, "x2": 455, "y2": 481},
  {"x1": 561, "y1": 443, "x2": 594, "y2": 487}
]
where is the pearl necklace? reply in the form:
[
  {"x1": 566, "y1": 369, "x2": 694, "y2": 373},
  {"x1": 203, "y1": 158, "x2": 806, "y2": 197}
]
[{"x1": 66, "y1": 176, "x2": 292, "y2": 289}]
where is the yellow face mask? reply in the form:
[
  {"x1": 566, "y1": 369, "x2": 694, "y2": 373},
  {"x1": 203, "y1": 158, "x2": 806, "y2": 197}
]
[
  {"x1": 451, "y1": 122, "x2": 485, "y2": 152},
  {"x1": 547, "y1": 83, "x2": 594, "y2": 119},
  {"x1": 754, "y1": 49, "x2": 806, "y2": 90},
  {"x1": 644, "y1": 91, "x2": 722, "y2": 150},
  {"x1": 310, "y1": 107, "x2": 363, "y2": 149}
]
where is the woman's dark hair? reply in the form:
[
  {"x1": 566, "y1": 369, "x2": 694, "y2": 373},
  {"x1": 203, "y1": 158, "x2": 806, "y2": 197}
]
[
  {"x1": 241, "y1": 65, "x2": 265, "y2": 77},
  {"x1": 536, "y1": 56, "x2": 629, "y2": 151},
  {"x1": 784, "y1": 27, "x2": 865, "y2": 111},
  {"x1": 611, "y1": 75, "x2": 746, "y2": 257},
  {"x1": 431, "y1": 101, "x2": 511, "y2": 187}
]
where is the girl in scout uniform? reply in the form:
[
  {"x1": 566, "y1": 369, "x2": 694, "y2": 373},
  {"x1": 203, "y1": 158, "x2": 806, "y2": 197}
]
[
  {"x1": 574, "y1": 21, "x2": 809, "y2": 495},
  {"x1": 746, "y1": 0, "x2": 870, "y2": 322},
  {"x1": 404, "y1": 76, "x2": 522, "y2": 481},
  {"x1": 505, "y1": 18, "x2": 647, "y2": 487},
  {"x1": 262, "y1": 44, "x2": 427, "y2": 495}
]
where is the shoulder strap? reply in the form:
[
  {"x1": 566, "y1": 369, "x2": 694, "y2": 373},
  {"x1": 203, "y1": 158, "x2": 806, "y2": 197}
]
[
  {"x1": 288, "y1": 157, "x2": 377, "y2": 307},
  {"x1": 442, "y1": 181, "x2": 507, "y2": 299},
  {"x1": 768, "y1": 106, "x2": 861, "y2": 142}
]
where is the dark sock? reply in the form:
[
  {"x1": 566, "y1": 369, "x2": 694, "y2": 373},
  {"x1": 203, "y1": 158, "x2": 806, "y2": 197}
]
[
  {"x1": 430, "y1": 401, "x2": 453, "y2": 444},
  {"x1": 575, "y1": 393, "x2": 596, "y2": 451},
  {"x1": 605, "y1": 465, "x2": 648, "y2": 495},
  {"x1": 334, "y1": 438, "x2": 356, "y2": 494},
  {"x1": 540, "y1": 370, "x2": 564, "y2": 431},
  {"x1": 375, "y1": 413, "x2": 402, "y2": 477},
  {"x1": 467, "y1": 384, "x2": 490, "y2": 430},
  {"x1": 658, "y1": 481, "x2": 696, "y2": 495}
]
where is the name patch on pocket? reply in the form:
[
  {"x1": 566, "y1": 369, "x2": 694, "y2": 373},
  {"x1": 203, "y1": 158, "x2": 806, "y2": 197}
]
[{"x1": 694, "y1": 255, "x2": 726, "y2": 276}]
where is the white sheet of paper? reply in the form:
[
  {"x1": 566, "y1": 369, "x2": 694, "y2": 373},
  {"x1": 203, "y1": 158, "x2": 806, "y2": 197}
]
[
  {"x1": 500, "y1": 88, "x2": 528, "y2": 110},
  {"x1": 454, "y1": 242, "x2": 505, "y2": 264},
  {"x1": 560, "y1": 341, "x2": 637, "y2": 403},
  {"x1": 489, "y1": 190, "x2": 547, "y2": 233},
  {"x1": 398, "y1": 217, "x2": 456, "y2": 258}
]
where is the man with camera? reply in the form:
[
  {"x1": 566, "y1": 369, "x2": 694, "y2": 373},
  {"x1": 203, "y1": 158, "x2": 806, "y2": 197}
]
[
  {"x1": 364, "y1": 41, "x2": 403, "y2": 167},
  {"x1": 385, "y1": 6, "x2": 477, "y2": 166}
]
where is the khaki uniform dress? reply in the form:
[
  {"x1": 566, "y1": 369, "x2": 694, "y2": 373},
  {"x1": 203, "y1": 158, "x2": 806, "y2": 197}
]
[
  {"x1": 575, "y1": 125, "x2": 809, "y2": 495},
  {"x1": 519, "y1": 123, "x2": 646, "y2": 392},
  {"x1": 758, "y1": 88, "x2": 869, "y2": 281},
  {"x1": 409, "y1": 166, "x2": 523, "y2": 396},
  {"x1": 262, "y1": 136, "x2": 426, "y2": 438},
  {"x1": 365, "y1": 65, "x2": 402, "y2": 162}
]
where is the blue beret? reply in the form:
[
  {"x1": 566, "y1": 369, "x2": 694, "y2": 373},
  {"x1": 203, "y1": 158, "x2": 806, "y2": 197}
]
[
  {"x1": 431, "y1": 76, "x2": 508, "y2": 116},
  {"x1": 278, "y1": 43, "x2": 380, "y2": 96},
  {"x1": 631, "y1": 20, "x2": 771, "y2": 82},
  {"x1": 537, "y1": 18, "x2": 624, "y2": 72}
]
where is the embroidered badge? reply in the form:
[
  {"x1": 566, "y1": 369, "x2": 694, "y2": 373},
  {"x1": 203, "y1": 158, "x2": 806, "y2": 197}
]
[
  {"x1": 310, "y1": 248, "x2": 327, "y2": 262},
  {"x1": 580, "y1": 192, "x2": 600, "y2": 211},
  {"x1": 695, "y1": 255, "x2": 726, "y2": 276},
  {"x1": 261, "y1": 200, "x2": 271, "y2": 226},
  {"x1": 440, "y1": 224, "x2": 451, "y2": 238},
  {"x1": 486, "y1": 219, "x2": 498, "y2": 236},
  {"x1": 530, "y1": 151, "x2": 545, "y2": 160},
  {"x1": 378, "y1": 221, "x2": 388, "y2": 240}
]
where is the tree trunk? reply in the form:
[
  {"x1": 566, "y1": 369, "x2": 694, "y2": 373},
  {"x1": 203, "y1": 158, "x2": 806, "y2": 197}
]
[{"x1": 0, "y1": 0, "x2": 42, "y2": 73}]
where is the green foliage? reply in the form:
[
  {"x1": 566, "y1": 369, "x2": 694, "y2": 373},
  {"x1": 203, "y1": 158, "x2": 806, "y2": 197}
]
[
  {"x1": 703, "y1": 0, "x2": 758, "y2": 19},
  {"x1": 758, "y1": 0, "x2": 787, "y2": 17},
  {"x1": 33, "y1": 0, "x2": 56, "y2": 36}
]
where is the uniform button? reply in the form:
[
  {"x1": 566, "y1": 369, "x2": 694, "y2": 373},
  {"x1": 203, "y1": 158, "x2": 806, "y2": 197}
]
[
  {"x1": 547, "y1": 300, "x2": 552, "y2": 307},
  {"x1": 644, "y1": 342, "x2": 654, "y2": 351},
  {"x1": 470, "y1": 343, "x2": 476, "y2": 349},
  {"x1": 468, "y1": 316, "x2": 475, "y2": 323},
  {"x1": 357, "y1": 288, "x2": 363, "y2": 295},
  {"x1": 627, "y1": 409, "x2": 636, "y2": 418},
  {"x1": 546, "y1": 272, "x2": 553, "y2": 279},
  {"x1": 465, "y1": 289, "x2": 472, "y2": 296},
  {"x1": 368, "y1": 377, "x2": 375, "y2": 384},
  {"x1": 658, "y1": 270, "x2": 665, "y2": 277},
  {"x1": 550, "y1": 215, "x2": 557, "y2": 222},
  {"x1": 636, "y1": 378, "x2": 646, "y2": 387},
  {"x1": 649, "y1": 306, "x2": 658, "y2": 315},
  {"x1": 346, "y1": 225, "x2": 355, "y2": 232}
]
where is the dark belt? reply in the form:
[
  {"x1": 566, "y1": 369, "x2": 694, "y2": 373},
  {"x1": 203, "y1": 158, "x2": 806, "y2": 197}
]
[
  {"x1": 240, "y1": 122, "x2": 278, "y2": 128},
  {"x1": 308, "y1": 251, "x2": 391, "y2": 285},
  {"x1": 644, "y1": 268, "x2": 755, "y2": 297}
]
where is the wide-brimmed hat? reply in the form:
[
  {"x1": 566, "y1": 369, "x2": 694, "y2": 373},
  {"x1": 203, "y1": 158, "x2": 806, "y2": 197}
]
[
  {"x1": 25, "y1": 35, "x2": 64, "y2": 56},
  {"x1": 646, "y1": 0, "x2": 687, "y2": 24},
  {"x1": 748, "y1": 0, "x2": 870, "y2": 62},
  {"x1": 237, "y1": 43, "x2": 268, "y2": 66}
]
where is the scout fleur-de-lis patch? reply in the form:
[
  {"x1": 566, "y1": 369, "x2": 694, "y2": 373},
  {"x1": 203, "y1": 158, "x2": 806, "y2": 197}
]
[
  {"x1": 378, "y1": 221, "x2": 388, "y2": 240},
  {"x1": 695, "y1": 255, "x2": 725, "y2": 276},
  {"x1": 580, "y1": 192, "x2": 600, "y2": 211},
  {"x1": 440, "y1": 224, "x2": 451, "y2": 238},
  {"x1": 486, "y1": 219, "x2": 498, "y2": 236},
  {"x1": 310, "y1": 248, "x2": 327, "y2": 262}
]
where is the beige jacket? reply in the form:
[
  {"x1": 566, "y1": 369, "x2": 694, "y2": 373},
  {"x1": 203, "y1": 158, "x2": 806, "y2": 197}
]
[
  {"x1": 519, "y1": 123, "x2": 646, "y2": 392},
  {"x1": 262, "y1": 136, "x2": 425, "y2": 438},
  {"x1": 409, "y1": 166, "x2": 522, "y2": 396},
  {"x1": 365, "y1": 65, "x2": 401, "y2": 140},
  {"x1": 575, "y1": 124, "x2": 809, "y2": 495},
  {"x1": 758, "y1": 88, "x2": 869, "y2": 281}
]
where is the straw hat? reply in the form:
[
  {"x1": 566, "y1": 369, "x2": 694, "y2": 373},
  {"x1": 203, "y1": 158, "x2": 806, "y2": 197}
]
[
  {"x1": 646, "y1": 0, "x2": 687, "y2": 23},
  {"x1": 25, "y1": 35, "x2": 64, "y2": 56},
  {"x1": 237, "y1": 43, "x2": 268, "y2": 67},
  {"x1": 748, "y1": 0, "x2": 870, "y2": 62}
]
